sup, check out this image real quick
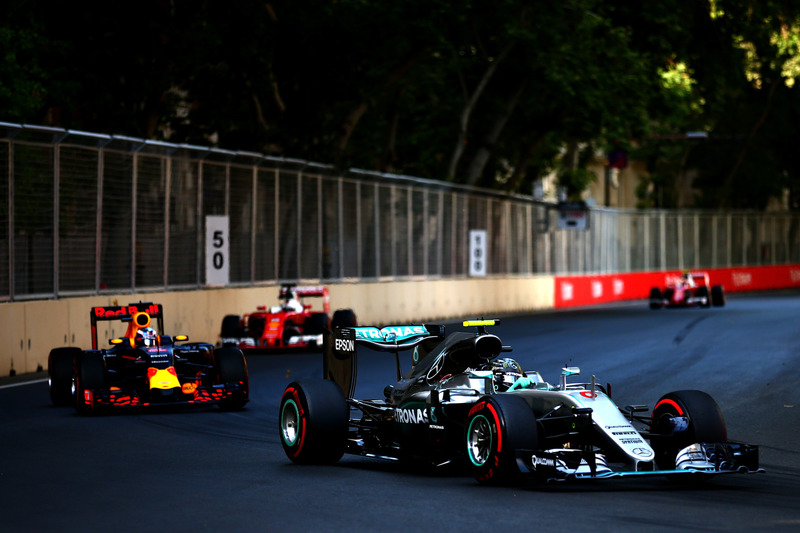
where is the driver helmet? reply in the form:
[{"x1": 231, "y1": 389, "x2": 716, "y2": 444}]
[
  {"x1": 493, "y1": 358, "x2": 525, "y2": 392},
  {"x1": 136, "y1": 327, "x2": 158, "y2": 347}
]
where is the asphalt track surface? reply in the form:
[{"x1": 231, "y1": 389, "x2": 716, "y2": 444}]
[{"x1": 2, "y1": 291, "x2": 799, "y2": 532}]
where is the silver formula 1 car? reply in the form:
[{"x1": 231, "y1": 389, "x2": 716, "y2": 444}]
[{"x1": 279, "y1": 320, "x2": 762, "y2": 485}]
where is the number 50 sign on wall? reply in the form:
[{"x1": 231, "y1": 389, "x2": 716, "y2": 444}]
[{"x1": 205, "y1": 215, "x2": 229, "y2": 286}]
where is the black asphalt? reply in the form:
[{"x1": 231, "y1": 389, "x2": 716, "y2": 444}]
[{"x1": 2, "y1": 291, "x2": 799, "y2": 532}]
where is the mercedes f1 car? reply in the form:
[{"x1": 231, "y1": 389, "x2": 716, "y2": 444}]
[
  {"x1": 279, "y1": 320, "x2": 761, "y2": 485},
  {"x1": 220, "y1": 284, "x2": 357, "y2": 350},
  {"x1": 650, "y1": 271, "x2": 725, "y2": 309},
  {"x1": 48, "y1": 302, "x2": 249, "y2": 411}
]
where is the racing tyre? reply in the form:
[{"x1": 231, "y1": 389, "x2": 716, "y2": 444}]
[
  {"x1": 48, "y1": 347, "x2": 80, "y2": 406},
  {"x1": 711, "y1": 285, "x2": 726, "y2": 307},
  {"x1": 649, "y1": 288, "x2": 663, "y2": 310},
  {"x1": 74, "y1": 352, "x2": 106, "y2": 413},
  {"x1": 220, "y1": 315, "x2": 243, "y2": 340},
  {"x1": 282, "y1": 321, "x2": 301, "y2": 347},
  {"x1": 696, "y1": 286, "x2": 711, "y2": 308},
  {"x1": 649, "y1": 390, "x2": 727, "y2": 470},
  {"x1": 331, "y1": 309, "x2": 358, "y2": 328},
  {"x1": 465, "y1": 394, "x2": 539, "y2": 485},
  {"x1": 303, "y1": 313, "x2": 329, "y2": 335},
  {"x1": 279, "y1": 380, "x2": 348, "y2": 465},
  {"x1": 214, "y1": 347, "x2": 249, "y2": 410}
]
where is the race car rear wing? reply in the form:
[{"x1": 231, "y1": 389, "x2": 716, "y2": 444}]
[
  {"x1": 90, "y1": 302, "x2": 165, "y2": 349},
  {"x1": 323, "y1": 324, "x2": 445, "y2": 399}
]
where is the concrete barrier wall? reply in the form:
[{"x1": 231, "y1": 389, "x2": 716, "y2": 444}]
[{"x1": 0, "y1": 276, "x2": 555, "y2": 377}]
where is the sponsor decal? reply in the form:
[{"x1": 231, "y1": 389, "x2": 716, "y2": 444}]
[
  {"x1": 619, "y1": 437, "x2": 645, "y2": 444},
  {"x1": 469, "y1": 400, "x2": 487, "y2": 417},
  {"x1": 334, "y1": 338, "x2": 355, "y2": 352},
  {"x1": 591, "y1": 280, "x2": 603, "y2": 298},
  {"x1": 612, "y1": 431, "x2": 638, "y2": 436},
  {"x1": 561, "y1": 281, "x2": 574, "y2": 301},
  {"x1": 613, "y1": 278, "x2": 624, "y2": 295},
  {"x1": 354, "y1": 325, "x2": 429, "y2": 342},
  {"x1": 430, "y1": 424, "x2": 445, "y2": 430},
  {"x1": 395, "y1": 407, "x2": 428, "y2": 424},
  {"x1": 94, "y1": 304, "x2": 159, "y2": 318},
  {"x1": 632, "y1": 447, "x2": 654, "y2": 458},
  {"x1": 732, "y1": 271, "x2": 753, "y2": 287},
  {"x1": 531, "y1": 455, "x2": 556, "y2": 470}
]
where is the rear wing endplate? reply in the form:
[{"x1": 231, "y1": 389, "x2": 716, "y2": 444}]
[{"x1": 323, "y1": 324, "x2": 445, "y2": 399}]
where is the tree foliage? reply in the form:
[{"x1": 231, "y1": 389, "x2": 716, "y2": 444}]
[{"x1": 2, "y1": 0, "x2": 800, "y2": 209}]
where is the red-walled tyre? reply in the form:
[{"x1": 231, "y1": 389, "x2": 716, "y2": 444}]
[
  {"x1": 465, "y1": 394, "x2": 538, "y2": 485},
  {"x1": 649, "y1": 390, "x2": 727, "y2": 469},
  {"x1": 279, "y1": 380, "x2": 348, "y2": 464}
]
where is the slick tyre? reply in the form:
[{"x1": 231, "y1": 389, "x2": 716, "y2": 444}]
[
  {"x1": 331, "y1": 309, "x2": 358, "y2": 329},
  {"x1": 649, "y1": 288, "x2": 662, "y2": 310},
  {"x1": 279, "y1": 380, "x2": 348, "y2": 465},
  {"x1": 696, "y1": 286, "x2": 711, "y2": 308},
  {"x1": 303, "y1": 313, "x2": 329, "y2": 335},
  {"x1": 220, "y1": 315, "x2": 243, "y2": 339},
  {"x1": 214, "y1": 347, "x2": 249, "y2": 410},
  {"x1": 711, "y1": 285, "x2": 726, "y2": 307},
  {"x1": 74, "y1": 352, "x2": 106, "y2": 413},
  {"x1": 465, "y1": 394, "x2": 538, "y2": 485},
  {"x1": 649, "y1": 390, "x2": 727, "y2": 470},
  {"x1": 48, "y1": 347, "x2": 80, "y2": 406}
]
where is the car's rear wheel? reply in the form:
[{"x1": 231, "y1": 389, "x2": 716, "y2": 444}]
[
  {"x1": 465, "y1": 394, "x2": 538, "y2": 485},
  {"x1": 220, "y1": 314, "x2": 243, "y2": 340},
  {"x1": 74, "y1": 352, "x2": 106, "y2": 413},
  {"x1": 649, "y1": 389, "x2": 727, "y2": 470},
  {"x1": 214, "y1": 347, "x2": 249, "y2": 410},
  {"x1": 649, "y1": 288, "x2": 662, "y2": 309},
  {"x1": 711, "y1": 285, "x2": 726, "y2": 307},
  {"x1": 279, "y1": 380, "x2": 348, "y2": 464},
  {"x1": 331, "y1": 309, "x2": 358, "y2": 328},
  {"x1": 48, "y1": 347, "x2": 80, "y2": 406},
  {"x1": 303, "y1": 313, "x2": 329, "y2": 335}
]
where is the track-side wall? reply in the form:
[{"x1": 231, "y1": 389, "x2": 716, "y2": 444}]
[
  {"x1": 553, "y1": 264, "x2": 800, "y2": 307},
  {"x1": 0, "y1": 277, "x2": 555, "y2": 376}
]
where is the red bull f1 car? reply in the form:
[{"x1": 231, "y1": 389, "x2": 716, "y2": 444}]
[
  {"x1": 650, "y1": 271, "x2": 725, "y2": 309},
  {"x1": 220, "y1": 284, "x2": 357, "y2": 350},
  {"x1": 48, "y1": 302, "x2": 249, "y2": 411},
  {"x1": 279, "y1": 320, "x2": 761, "y2": 485}
]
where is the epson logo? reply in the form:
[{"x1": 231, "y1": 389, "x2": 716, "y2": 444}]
[{"x1": 334, "y1": 338, "x2": 355, "y2": 352}]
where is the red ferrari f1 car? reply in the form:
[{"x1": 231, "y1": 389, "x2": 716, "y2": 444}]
[
  {"x1": 649, "y1": 271, "x2": 725, "y2": 309},
  {"x1": 220, "y1": 284, "x2": 357, "y2": 351},
  {"x1": 48, "y1": 302, "x2": 249, "y2": 411}
]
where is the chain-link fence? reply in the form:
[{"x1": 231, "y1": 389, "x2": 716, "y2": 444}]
[{"x1": 2, "y1": 122, "x2": 799, "y2": 302}]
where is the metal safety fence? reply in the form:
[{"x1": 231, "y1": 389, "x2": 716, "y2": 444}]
[{"x1": 2, "y1": 122, "x2": 800, "y2": 302}]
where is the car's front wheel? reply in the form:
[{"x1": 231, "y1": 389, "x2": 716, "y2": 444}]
[
  {"x1": 465, "y1": 394, "x2": 538, "y2": 485},
  {"x1": 214, "y1": 347, "x2": 249, "y2": 410},
  {"x1": 649, "y1": 389, "x2": 727, "y2": 469},
  {"x1": 279, "y1": 380, "x2": 348, "y2": 464},
  {"x1": 48, "y1": 347, "x2": 80, "y2": 406}
]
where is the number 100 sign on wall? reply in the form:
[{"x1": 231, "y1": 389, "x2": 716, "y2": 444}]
[{"x1": 205, "y1": 215, "x2": 229, "y2": 286}]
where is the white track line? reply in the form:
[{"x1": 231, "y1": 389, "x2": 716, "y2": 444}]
[{"x1": 0, "y1": 378, "x2": 48, "y2": 390}]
